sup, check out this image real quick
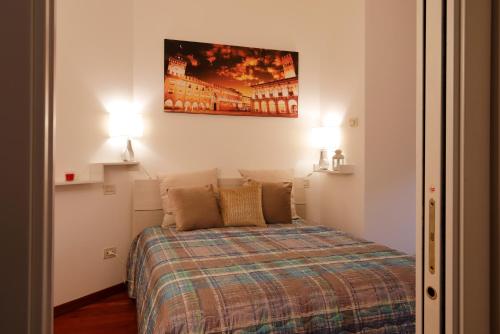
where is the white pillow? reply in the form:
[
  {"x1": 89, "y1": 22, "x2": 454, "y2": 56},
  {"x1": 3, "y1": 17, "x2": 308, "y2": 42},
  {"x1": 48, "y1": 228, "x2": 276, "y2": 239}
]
[
  {"x1": 158, "y1": 169, "x2": 218, "y2": 227},
  {"x1": 238, "y1": 169, "x2": 299, "y2": 218}
]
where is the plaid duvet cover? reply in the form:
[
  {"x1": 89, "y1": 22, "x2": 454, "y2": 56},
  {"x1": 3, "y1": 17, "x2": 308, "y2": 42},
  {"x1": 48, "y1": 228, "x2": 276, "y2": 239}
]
[{"x1": 127, "y1": 221, "x2": 415, "y2": 334}]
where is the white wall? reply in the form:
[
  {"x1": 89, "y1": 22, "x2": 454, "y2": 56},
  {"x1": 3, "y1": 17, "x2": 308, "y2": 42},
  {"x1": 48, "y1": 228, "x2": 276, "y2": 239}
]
[
  {"x1": 317, "y1": 2, "x2": 366, "y2": 237},
  {"x1": 54, "y1": 0, "x2": 135, "y2": 306},
  {"x1": 316, "y1": 1, "x2": 417, "y2": 255},
  {"x1": 54, "y1": 0, "x2": 358, "y2": 305},
  {"x1": 54, "y1": 0, "x2": 415, "y2": 305},
  {"x1": 364, "y1": 0, "x2": 416, "y2": 254},
  {"x1": 132, "y1": 0, "x2": 324, "y2": 178},
  {"x1": 54, "y1": 0, "x2": 134, "y2": 177}
]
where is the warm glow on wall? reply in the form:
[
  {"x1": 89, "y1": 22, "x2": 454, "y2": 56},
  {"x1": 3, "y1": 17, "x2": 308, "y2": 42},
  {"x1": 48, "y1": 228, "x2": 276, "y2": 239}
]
[
  {"x1": 108, "y1": 112, "x2": 144, "y2": 138},
  {"x1": 311, "y1": 127, "x2": 341, "y2": 150},
  {"x1": 322, "y1": 106, "x2": 345, "y2": 127},
  {"x1": 105, "y1": 101, "x2": 144, "y2": 161}
]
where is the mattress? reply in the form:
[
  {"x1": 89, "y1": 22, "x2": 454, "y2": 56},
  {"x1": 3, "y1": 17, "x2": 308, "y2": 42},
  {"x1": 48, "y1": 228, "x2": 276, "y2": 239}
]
[{"x1": 127, "y1": 220, "x2": 415, "y2": 334}]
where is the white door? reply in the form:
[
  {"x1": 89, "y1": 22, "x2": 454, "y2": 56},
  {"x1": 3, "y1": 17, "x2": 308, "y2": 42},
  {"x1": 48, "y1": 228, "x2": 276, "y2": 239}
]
[{"x1": 418, "y1": 0, "x2": 491, "y2": 333}]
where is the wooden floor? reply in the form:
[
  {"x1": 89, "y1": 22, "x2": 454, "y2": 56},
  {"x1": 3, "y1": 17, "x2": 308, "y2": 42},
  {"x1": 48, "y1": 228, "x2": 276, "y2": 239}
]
[{"x1": 54, "y1": 292, "x2": 138, "y2": 334}]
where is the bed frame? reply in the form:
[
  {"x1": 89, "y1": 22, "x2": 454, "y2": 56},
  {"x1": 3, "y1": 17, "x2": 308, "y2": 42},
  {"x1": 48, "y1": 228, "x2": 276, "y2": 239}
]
[{"x1": 132, "y1": 178, "x2": 306, "y2": 238}]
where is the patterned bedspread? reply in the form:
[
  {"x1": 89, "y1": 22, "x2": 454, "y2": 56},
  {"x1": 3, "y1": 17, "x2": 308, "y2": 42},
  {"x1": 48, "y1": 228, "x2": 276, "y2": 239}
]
[{"x1": 127, "y1": 221, "x2": 415, "y2": 334}]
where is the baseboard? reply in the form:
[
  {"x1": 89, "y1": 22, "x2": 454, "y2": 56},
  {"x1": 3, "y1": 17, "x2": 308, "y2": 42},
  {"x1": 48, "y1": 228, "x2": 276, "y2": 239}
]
[{"x1": 54, "y1": 282, "x2": 127, "y2": 317}]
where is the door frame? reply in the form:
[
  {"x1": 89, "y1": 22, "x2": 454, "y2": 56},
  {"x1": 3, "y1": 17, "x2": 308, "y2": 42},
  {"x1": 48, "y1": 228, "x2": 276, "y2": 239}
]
[
  {"x1": 458, "y1": 0, "x2": 491, "y2": 333},
  {"x1": 1, "y1": 0, "x2": 55, "y2": 332},
  {"x1": 11, "y1": 0, "x2": 492, "y2": 332},
  {"x1": 30, "y1": 0, "x2": 55, "y2": 332}
]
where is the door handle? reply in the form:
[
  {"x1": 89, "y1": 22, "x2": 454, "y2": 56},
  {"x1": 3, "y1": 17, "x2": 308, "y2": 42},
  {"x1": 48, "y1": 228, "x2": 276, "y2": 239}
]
[{"x1": 429, "y1": 198, "x2": 436, "y2": 274}]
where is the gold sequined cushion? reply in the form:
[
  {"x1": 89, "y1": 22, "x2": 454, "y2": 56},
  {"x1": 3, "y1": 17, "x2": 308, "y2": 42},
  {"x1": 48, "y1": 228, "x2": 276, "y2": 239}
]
[
  {"x1": 219, "y1": 183, "x2": 266, "y2": 227},
  {"x1": 238, "y1": 169, "x2": 299, "y2": 218}
]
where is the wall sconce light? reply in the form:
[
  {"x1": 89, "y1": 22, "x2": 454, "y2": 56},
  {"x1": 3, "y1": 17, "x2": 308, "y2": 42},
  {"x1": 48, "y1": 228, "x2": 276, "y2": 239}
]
[
  {"x1": 108, "y1": 111, "x2": 143, "y2": 161},
  {"x1": 311, "y1": 127, "x2": 340, "y2": 170}
]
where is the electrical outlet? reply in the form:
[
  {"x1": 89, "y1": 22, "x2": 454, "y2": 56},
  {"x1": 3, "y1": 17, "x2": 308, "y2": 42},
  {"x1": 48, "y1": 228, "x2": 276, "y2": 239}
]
[
  {"x1": 303, "y1": 179, "x2": 311, "y2": 189},
  {"x1": 103, "y1": 184, "x2": 116, "y2": 195},
  {"x1": 103, "y1": 247, "x2": 117, "y2": 259}
]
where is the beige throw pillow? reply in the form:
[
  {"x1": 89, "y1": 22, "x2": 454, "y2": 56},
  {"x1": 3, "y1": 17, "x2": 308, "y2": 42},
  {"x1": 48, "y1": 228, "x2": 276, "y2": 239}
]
[
  {"x1": 158, "y1": 169, "x2": 218, "y2": 227},
  {"x1": 261, "y1": 182, "x2": 293, "y2": 224},
  {"x1": 219, "y1": 183, "x2": 266, "y2": 227},
  {"x1": 168, "y1": 185, "x2": 223, "y2": 231},
  {"x1": 238, "y1": 169, "x2": 299, "y2": 218}
]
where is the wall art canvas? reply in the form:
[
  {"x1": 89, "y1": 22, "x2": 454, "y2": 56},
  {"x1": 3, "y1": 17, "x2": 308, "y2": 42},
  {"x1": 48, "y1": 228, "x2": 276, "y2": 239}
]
[{"x1": 164, "y1": 39, "x2": 299, "y2": 118}]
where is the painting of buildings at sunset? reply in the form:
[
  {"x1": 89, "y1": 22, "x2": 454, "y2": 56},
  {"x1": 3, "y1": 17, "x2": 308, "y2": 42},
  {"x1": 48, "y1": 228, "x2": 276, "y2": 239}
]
[{"x1": 164, "y1": 39, "x2": 299, "y2": 117}]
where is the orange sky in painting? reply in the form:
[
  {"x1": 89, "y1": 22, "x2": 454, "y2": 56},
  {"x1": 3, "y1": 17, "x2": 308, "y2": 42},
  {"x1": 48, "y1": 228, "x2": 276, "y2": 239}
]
[{"x1": 164, "y1": 39, "x2": 299, "y2": 96}]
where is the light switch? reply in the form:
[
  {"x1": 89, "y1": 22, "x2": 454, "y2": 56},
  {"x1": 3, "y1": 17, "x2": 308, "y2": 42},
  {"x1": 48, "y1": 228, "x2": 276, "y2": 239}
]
[{"x1": 349, "y1": 117, "x2": 359, "y2": 128}]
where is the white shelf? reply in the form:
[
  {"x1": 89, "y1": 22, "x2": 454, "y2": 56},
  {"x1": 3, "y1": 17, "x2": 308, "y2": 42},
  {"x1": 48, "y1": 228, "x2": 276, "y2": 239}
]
[
  {"x1": 314, "y1": 169, "x2": 353, "y2": 175},
  {"x1": 313, "y1": 164, "x2": 355, "y2": 175},
  {"x1": 99, "y1": 161, "x2": 139, "y2": 166},
  {"x1": 54, "y1": 179, "x2": 102, "y2": 186},
  {"x1": 55, "y1": 161, "x2": 139, "y2": 187}
]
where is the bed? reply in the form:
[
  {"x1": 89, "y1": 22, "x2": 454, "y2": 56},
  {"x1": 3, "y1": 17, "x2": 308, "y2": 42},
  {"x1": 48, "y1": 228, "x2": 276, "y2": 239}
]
[
  {"x1": 127, "y1": 179, "x2": 415, "y2": 333},
  {"x1": 127, "y1": 221, "x2": 415, "y2": 333}
]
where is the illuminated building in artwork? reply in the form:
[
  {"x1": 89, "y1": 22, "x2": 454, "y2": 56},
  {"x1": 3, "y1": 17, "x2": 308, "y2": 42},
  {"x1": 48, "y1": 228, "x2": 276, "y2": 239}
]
[
  {"x1": 167, "y1": 57, "x2": 187, "y2": 77},
  {"x1": 164, "y1": 54, "x2": 298, "y2": 116},
  {"x1": 250, "y1": 53, "x2": 298, "y2": 115},
  {"x1": 164, "y1": 56, "x2": 251, "y2": 112},
  {"x1": 282, "y1": 53, "x2": 297, "y2": 79},
  {"x1": 250, "y1": 77, "x2": 298, "y2": 115}
]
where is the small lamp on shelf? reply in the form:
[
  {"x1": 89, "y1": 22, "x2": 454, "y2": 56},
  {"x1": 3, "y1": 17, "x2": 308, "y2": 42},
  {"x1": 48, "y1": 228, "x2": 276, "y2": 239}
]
[
  {"x1": 311, "y1": 126, "x2": 340, "y2": 170},
  {"x1": 108, "y1": 110, "x2": 144, "y2": 162}
]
